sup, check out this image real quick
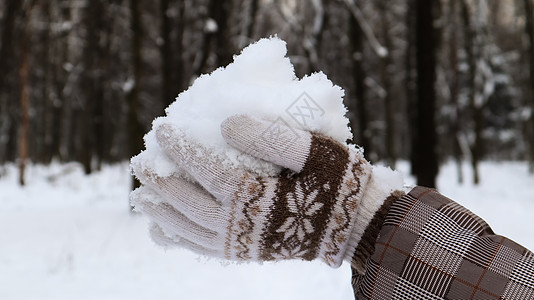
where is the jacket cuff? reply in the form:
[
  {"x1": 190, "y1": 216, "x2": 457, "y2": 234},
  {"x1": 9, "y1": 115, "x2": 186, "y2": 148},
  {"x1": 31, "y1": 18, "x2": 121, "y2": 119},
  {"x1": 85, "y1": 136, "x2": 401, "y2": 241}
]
[{"x1": 343, "y1": 165, "x2": 406, "y2": 273}]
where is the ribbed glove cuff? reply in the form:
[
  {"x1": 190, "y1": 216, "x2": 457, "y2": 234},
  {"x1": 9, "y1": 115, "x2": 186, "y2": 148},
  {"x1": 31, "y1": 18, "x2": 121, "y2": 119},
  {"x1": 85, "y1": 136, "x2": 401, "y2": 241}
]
[{"x1": 344, "y1": 166, "x2": 406, "y2": 273}]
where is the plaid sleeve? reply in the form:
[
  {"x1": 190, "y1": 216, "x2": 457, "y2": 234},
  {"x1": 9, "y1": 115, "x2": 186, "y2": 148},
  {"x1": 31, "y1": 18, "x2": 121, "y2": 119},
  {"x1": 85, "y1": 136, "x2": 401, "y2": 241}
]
[{"x1": 353, "y1": 186, "x2": 534, "y2": 300}]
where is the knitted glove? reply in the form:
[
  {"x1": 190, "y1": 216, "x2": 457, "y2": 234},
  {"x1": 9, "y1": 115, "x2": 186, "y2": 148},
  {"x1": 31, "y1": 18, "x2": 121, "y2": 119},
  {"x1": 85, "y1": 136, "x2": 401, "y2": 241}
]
[{"x1": 131, "y1": 114, "x2": 403, "y2": 268}]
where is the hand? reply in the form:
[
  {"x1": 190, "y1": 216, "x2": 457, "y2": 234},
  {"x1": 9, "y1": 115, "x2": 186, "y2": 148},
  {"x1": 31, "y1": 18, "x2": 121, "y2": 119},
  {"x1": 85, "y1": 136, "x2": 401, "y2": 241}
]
[{"x1": 131, "y1": 114, "x2": 375, "y2": 267}]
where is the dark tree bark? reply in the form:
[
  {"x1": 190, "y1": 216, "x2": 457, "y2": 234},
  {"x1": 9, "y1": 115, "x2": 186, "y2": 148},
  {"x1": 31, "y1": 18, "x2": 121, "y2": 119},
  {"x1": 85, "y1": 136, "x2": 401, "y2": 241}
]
[
  {"x1": 128, "y1": 0, "x2": 146, "y2": 191},
  {"x1": 79, "y1": 5, "x2": 95, "y2": 174},
  {"x1": 49, "y1": 4, "x2": 71, "y2": 163},
  {"x1": 461, "y1": 0, "x2": 482, "y2": 184},
  {"x1": 210, "y1": 0, "x2": 234, "y2": 68},
  {"x1": 173, "y1": 0, "x2": 185, "y2": 100},
  {"x1": 405, "y1": 0, "x2": 418, "y2": 175},
  {"x1": 378, "y1": 0, "x2": 396, "y2": 167},
  {"x1": 0, "y1": 0, "x2": 22, "y2": 163},
  {"x1": 159, "y1": 0, "x2": 186, "y2": 108},
  {"x1": 78, "y1": 0, "x2": 106, "y2": 173},
  {"x1": 80, "y1": 1, "x2": 95, "y2": 173},
  {"x1": 160, "y1": 0, "x2": 174, "y2": 108},
  {"x1": 0, "y1": 0, "x2": 20, "y2": 93},
  {"x1": 57, "y1": 4, "x2": 73, "y2": 162},
  {"x1": 93, "y1": 1, "x2": 106, "y2": 171},
  {"x1": 349, "y1": 9, "x2": 371, "y2": 159},
  {"x1": 303, "y1": 0, "x2": 324, "y2": 73},
  {"x1": 39, "y1": 0, "x2": 53, "y2": 164},
  {"x1": 414, "y1": 0, "x2": 438, "y2": 188},
  {"x1": 245, "y1": 0, "x2": 259, "y2": 41},
  {"x1": 19, "y1": 2, "x2": 35, "y2": 185},
  {"x1": 193, "y1": 0, "x2": 234, "y2": 75},
  {"x1": 525, "y1": 0, "x2": 534, "y2": 173},
  {"x1": 100, "y1": 5, "x2": 116, "y2": 164},
  {"x1": 448, "y1": 0, "x2": 463, "y2": 184},
  {"x1": 19, "y1": 50, "x2": 30, "y2": 186}
]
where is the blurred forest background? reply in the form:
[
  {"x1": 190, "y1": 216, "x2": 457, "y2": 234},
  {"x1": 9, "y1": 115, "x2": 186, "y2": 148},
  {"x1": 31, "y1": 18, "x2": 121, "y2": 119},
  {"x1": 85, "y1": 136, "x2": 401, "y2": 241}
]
[{"x1": 0, "y1": 0, "x2": 533, "y2": 188}]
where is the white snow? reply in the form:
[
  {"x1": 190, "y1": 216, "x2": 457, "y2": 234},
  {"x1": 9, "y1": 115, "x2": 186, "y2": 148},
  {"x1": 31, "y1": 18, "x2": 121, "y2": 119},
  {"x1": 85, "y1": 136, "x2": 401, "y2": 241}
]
[
  {"x1": 1, "y1": 161, "x2": 533, "y2": 300},
  {"x1": 204, "y1": 18, "x2": 218, "y2": 33},
  {"x1": 132, "y1": 37, "x2": 350, "y2": 178}
]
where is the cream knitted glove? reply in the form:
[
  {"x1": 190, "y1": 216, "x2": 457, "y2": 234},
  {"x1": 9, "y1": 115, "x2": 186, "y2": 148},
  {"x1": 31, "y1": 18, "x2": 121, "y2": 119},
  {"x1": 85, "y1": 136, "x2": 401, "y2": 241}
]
[{"x1": 131, "y1": 114, "x2": 398, "y2": 268}]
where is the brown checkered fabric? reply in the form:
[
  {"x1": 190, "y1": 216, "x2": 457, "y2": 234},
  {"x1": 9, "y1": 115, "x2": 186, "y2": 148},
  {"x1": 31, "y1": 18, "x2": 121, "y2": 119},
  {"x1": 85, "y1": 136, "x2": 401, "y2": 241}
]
[{"x1": 353, "y1": 186, "x2": 534, "y2": 299}]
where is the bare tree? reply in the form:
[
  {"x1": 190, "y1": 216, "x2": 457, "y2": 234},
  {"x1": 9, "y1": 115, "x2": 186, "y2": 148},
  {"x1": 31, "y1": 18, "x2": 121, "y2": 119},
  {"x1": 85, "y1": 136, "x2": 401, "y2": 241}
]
[
  {"x1": 173, "y1": 0, "x2": 185, "y2": 97},
  {"x1": 37, "y1": 0, "x2": 54, "y2": 164},
  {"x1": 193, "y1": 0, "x2": 235, "y2": 76},
  {"x1": 160, "y1": 0, "x2": 186, "y2": 107},
  {"x1": 461, "y1": 0, "x2": 497, "y2": 184},
  {"x1": 378, "y1": 0, "x2": 397, "y2": 167},
  {"x1": 19, "y1": 1, "x2": 36, "y2": 185},
  {"x1": 525, "y1": 0, "x2": 534, "y2": 173},
  {"x1": 244, "y1": 0, "x2": 259, "y2": 43},
  {"x1": 302, "y1": 0, "x2": 325, "y2": 73},
  {"x1": 444, "y1": 0, "x2": 464, "y2": 183},
  {"x1": 160, "y1": 0, "x2": 174, "y2": 107},
  {"x1": 128, "y1": 0, "x2": 146, "y2": 190},
  {"x1": 0, "y1": 0, "x2": 22, "y2": 163},
  {"x1": 461, "y1": 0, "x2": 482, "y2": 184},
  {"x1": 414, "y1": 0, "x2": 438, "y2": 187},
  {"x1": 348, "y1": 4, "x2": 371, "y2": 157},
  {"x1": 405, "y1": 0, "x2": 418, "y2": 175}
]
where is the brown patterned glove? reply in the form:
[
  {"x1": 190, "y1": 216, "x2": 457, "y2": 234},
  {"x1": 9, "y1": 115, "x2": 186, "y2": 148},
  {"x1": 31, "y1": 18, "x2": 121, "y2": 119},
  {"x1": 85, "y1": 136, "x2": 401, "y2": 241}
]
[{"x1": 131, "y1": 114, "x2": 403, "y2": 267}]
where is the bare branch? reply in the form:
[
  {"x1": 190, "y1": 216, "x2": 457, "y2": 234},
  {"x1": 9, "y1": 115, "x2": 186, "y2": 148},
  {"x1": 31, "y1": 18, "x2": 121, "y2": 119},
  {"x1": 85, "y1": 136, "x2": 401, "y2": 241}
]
[{"x1": 343, "y1": 0, "x2": 388, "y2": 57}]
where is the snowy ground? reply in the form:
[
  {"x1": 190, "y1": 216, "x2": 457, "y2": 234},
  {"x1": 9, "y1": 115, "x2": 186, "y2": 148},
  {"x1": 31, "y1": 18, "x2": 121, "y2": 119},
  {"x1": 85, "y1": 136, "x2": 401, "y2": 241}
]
[{"x1": 0, "y1": 161, "x2": 532, "y2": 300}]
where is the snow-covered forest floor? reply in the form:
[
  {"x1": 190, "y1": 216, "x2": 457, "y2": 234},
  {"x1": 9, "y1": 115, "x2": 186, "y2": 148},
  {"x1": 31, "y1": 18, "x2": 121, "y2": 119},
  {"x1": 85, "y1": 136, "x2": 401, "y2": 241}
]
[{"x1": 1, "y1": 161, "x2": 533, "y2": 300}]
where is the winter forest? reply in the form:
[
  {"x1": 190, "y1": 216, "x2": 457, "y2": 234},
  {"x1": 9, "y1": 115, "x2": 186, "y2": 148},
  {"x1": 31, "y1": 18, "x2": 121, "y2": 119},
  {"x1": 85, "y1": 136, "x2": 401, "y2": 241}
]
[
  {"x1": 1, "y1": 0, "x2": 533, "y2": 188},
  {"x1": 2, "y1": 1, "x2": 534, "y2": 299}
]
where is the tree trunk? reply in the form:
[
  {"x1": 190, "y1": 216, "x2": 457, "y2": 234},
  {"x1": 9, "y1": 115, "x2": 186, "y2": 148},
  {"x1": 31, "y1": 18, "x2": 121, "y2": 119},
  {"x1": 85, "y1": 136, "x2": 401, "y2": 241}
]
[
  {"x1": 210, "y1": 0, "x2": 234, "y2": 68},
  {"x1": 57, "y1": 4, "x2": 72, "y2": 161},
  {"x1": 80, "y1": 0, "x2": 105, "y2": 174},
  {"x1": 193, "y1": 0, "x2": 234, "y2": 76},
  {"x1": 414, "y1": 0, "x2": 438, "y2": 188},
  {"x1": 0, "y1": 0, "x2": 22, "y2": 163},
  {"x1": 49, "y1": 4, "x2": 70, "y2": 162},
  {"x1": 525, "y1": 0, "x2": 534, "y2": 173},
  {"x1": 245, "y1": 0, "x2": 259, "y2": 41},
  {"x1": 349, "y1": 9, "x2": 371, "y2": 158},
  {"x1": 378, "y1": 0, "x2": 396, "y2": 168},
  {"x1": 303, "y1": 0, "x2": 324, "y2": 73},
  {"x1": 160, "y1": 0, "x2": 174, "y2": 108},
  {"x1": 40, "y1": 0, "x2": 53, "y2": 164},
  {"x1": 405, "y1": 0, "x2": 418, "y2": 175},
  {"x1": 0, "y1": 0, "x2": 20, "y2": 93},
  {"x1": 461, "y1": 0, "x2": 481, "y2": 184},
  {"x1": 448, "y1": 0, "x2": 463, "y2": 184},
  {"x1": 128, "y1": 0, "x2": 146, "y2": 192},
  {"x1": 174, "y1": 0, "x2": 185, "y2": 99},
  {"x1": 19, "y1": 3, "x2": 34, "y2": 186},
  {"x1": 92, "y1": 0, "x2": 106, "y2": 171}
]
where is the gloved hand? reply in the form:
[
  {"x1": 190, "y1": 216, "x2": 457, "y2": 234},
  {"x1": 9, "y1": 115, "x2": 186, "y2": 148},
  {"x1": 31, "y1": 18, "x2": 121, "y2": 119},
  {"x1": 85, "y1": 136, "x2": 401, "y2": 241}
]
[{"x1": 130, "y1": 114, "x2": 403, "y2": 268}]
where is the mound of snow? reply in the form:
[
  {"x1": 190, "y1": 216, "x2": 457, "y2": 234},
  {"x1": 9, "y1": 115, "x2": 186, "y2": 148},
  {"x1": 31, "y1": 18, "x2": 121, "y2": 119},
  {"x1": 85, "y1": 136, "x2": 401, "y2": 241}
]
[{"x1": 132, "y1": 37, "x2": 351, "y2": 177}]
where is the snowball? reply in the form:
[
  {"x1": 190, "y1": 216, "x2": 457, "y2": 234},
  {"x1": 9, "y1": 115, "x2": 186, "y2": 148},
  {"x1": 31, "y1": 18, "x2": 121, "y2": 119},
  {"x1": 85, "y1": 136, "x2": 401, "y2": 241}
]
[{"x1": 133, "y1": 37, "x2": 352, "y2": 178}]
